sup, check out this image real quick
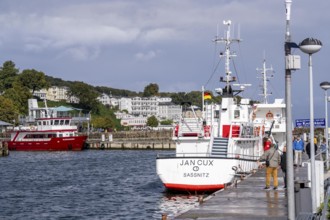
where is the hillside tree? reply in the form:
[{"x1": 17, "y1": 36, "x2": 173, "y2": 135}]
[
  {"x1": 0, "y1": 96, "x2": 19, "y2": 124},
  {"x1": 143, "y1": 83, "x2": 159, "y2": 97},
  {"x1": 3, "y1": 81, "x2": 32, "y2": 115},
  {"x1": 17, "y1": 69, "x2": 50, "y2": 94},
  {"x1": 0, "y1": 61, "x2": 19, "y2": 92},
  {"x1": 67, "y1": 81, "x2": 100, "y2": 112}
]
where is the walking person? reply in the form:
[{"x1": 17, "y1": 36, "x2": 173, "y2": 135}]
[
  {"x1": 306, "y1": 139, "x2": 317, "y2": 159},
  {"x1": 293, "y1": 136, "x2": 304, "y2": 166},
  {"x1": 320, "y1": 138, "x2": 327, "y2": 161},
  {"x1": 257, "y1": 143, "x2": 281, "y2": 190},
  {"x1": 280, "y1": 146, "x2": 287, "y2": 189}
]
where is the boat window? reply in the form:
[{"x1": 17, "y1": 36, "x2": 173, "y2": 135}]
[
  {"x1": 60, "y1": 120, "x2": 64, "y2": 125},
  {"x1": 38, "y1": 121, "x2": 42, "y2": 126},
  {"x1": 50, "y1": 120, "x2": 54, "y2": 125},
  {"x1": 54, "y1": 120, "x2": 59, "y2": 125},
  {"x1": 65, "y1": 120, "x2": 70, "y2": 125},
  {"x1": 234, "y1": 110, "x2": 240, "y2": 119},
  {"x1": 43, "y1": 121, "x2": 47, "y2": 125},
  {"x1": 58, "y1": 134, "x2": 63, "y2": 137}
]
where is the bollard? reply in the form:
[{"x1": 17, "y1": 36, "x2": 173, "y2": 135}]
[
  {"x1": 161, "y1": 213, "x2": 167, "y2": 220},
  {"x1": 198, "y1": 195, "x2": 204, "y2": 204}
]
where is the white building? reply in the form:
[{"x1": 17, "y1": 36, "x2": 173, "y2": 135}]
[
  {"x1": 117, "y1": 96, "x2": 181, "y2": 121},
  {"x1": 158, "y1": 102, "x2": 181, "y2": 121},
  {"x1": 131, "y1": 96, "x2": 158, "y2": 116},
  {"x1": 119, "y1": 97, "x2": 132, "y2": 113},
  {"x1": 120, "y1": 115, "x2": 148, "y2": 128},
  {"x1": 97, "y1": 93, "x2": 119, "y2": 107},
  {"x1": 98, "y1": 93, "x2": 111, "y2": 105}
]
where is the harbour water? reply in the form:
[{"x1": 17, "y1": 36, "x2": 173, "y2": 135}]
[{"x1": 0, "y1": 150, "x2": 200, "y2": 220}]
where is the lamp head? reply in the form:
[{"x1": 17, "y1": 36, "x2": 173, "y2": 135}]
[
  {"x1": 299, "y1": 38, "x2": 322, "y2": 54},
  {"x1": 320, "y1": 81, "x2": 330, "y2": 91}
]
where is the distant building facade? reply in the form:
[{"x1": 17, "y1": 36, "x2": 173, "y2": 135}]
[{"x1": 33, "y1": 86, "x2": 79, "y2": 103}]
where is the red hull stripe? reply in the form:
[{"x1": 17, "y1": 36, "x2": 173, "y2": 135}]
[{"x1": 164, "y1": 183, "x2": 225, "y2": 191}]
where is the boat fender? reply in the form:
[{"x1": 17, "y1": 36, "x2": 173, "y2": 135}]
[
  {"x1": 174, "y1": 125, "x2": 179, "y2": 137},
  {"x1": 204, "y1": 125, "x2": 210, "y2": 137},
  {"x1": 262, "y1": 125, "x2": 265, "y2": 135}
]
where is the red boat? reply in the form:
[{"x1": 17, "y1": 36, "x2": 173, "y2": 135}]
[{"x1": 8, "y1": 117, "x2": 88, "y2": 151}]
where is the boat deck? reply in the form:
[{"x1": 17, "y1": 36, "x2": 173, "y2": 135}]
[{"x1": 175, "y1": 168, "x2": 288, "y2": 219}]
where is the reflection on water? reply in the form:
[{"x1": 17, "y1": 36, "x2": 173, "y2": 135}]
[
  {"x1": 0, "y1": 150, "x2": 206, "y2": 220},
  {"x1": 158, "y1": 193, "x2": 203, "y2": 219}
]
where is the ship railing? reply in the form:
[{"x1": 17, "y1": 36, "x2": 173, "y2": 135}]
[
  {"x1": 157, "y1": 151, "x2": 260, "y2": 160},
  {"x1": 174, "y1": 118, "x2": 205, "y2": 138}
]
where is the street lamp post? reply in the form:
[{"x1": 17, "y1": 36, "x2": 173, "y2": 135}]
[
  {"x1": 320, "y1": 81, "x2": 330, "y2": 170},
  {"x1": 299, "y1": 37, "x2": 322, "y2": 213}
]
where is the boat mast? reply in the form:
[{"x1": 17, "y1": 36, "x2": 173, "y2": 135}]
[
  {"x1": 214, "y1": 20, "x2": 241, "y2": 96},
  {"x1": 256, "y1": 56, "x2": 274, "y2": 104}
]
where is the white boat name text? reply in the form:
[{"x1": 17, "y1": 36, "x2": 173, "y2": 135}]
[
  {"x1": 179, "y1": 159, "x2": 214, "y2": 166},
  {"x1": 183, "y1": 173, "x2": 209, "y2": 177}
]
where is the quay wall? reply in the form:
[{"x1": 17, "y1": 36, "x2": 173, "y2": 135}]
[
  {"x1": 86, "y1": 130, "x2": 175, "y2": 150},
  {"x1": 86, "y1": 140, "x2": 175, "y2": 150}
]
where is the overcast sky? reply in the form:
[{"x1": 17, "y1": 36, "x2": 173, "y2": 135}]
[{"x1": 0, "y1": 0, "x2": 329, "y2": 124}]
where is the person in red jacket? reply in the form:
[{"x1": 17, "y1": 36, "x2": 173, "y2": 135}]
[{"x1": 263, "y1": 137, "x2": 272, "y2": 151}]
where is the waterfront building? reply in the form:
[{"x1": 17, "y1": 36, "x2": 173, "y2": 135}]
[
  {"x1": 120, "y1": 115, "x2": 148, "y2": 128},
  {"x1": 158, "y1": 102, "x2": 181, "y2": 121},
  {"x1": 119, "y1": 97, "x2": 132, "y2": 113},
  {"x1": 131, "y1": 96, "x2": 158, "y2": 117}
]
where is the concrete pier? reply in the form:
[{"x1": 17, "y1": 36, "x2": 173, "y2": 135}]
[
  {"x1": 175, "y1": 153, "x2": 328, "y2": 219},
  {"x1": 175, "y1": 168, "x2": 287, "y2": 219}
]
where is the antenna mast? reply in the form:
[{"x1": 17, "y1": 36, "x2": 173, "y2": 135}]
[
  {"x1": 214, "y1": 20, "x2": 241, "y2": 91},
  {"x1": 256, "y1": 57, "x2": 274, "y2": 104}
]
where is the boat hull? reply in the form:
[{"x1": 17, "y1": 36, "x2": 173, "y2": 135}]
[
  {"x1": 156, "y1": 157, "x2": 256, "y2": 192},
  {"x1": 8, "y1": 136, "x2": 88, "y2": 151}
]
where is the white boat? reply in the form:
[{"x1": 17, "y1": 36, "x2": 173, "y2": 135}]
[
  {"x1": 156, "y1": 20, "x2": 286, "y2": 192},
  {"x1": 252, "y1": 58, "x2": 286, "y2": 151}
]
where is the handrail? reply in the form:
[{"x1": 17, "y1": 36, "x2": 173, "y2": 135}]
[{"x1": 157, "y1": 151, "x2": 260, "y2": 161}]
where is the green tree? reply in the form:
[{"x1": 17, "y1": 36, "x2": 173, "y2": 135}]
[
  {"x1": 0, "y1": 61, "x2": 19, "y2": 92},
  {"x1": 67, "y1": 81, "x2": 100, "y2": 112},
  {"x1": 92, "y1": 116, "x2": 116, "y2": 130},
  {"x1": 17, "y1": 69, "x2": 50, "y2": 93},
  {"x1": 147, "y1": 115, "x2": 159, "y2": 127},
  {"x1": 143, "y1": 83, "x2": 159, "y2": 97},
  {"x1": 160, "y1": 119, "x2": 173, "y2": 125},
  {"x1": 0, "y1": 96, "x2": 19, "y2": 124},
  {"x1": 3, "y1": 81, "x2": 32, "y2": 115}
]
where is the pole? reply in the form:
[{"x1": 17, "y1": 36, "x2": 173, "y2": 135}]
[
  {"x1": 284, "y1": 1, "x2": 295, "y2": 219},
  {"x1": 309, "y1": 54, "x2": 317, "y2": 213},
  {"x1": 285, "y1": 45, "x2": 295, "y2": 219},
  {"x1": 325, "y1": 89, "x2": 329, "y2": 169}
]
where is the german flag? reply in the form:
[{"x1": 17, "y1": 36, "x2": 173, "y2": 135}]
[{"x1": 204, "y1": 92, "x2": 211, "y2": 100}]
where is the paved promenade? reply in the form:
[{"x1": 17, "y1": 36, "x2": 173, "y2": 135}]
[{"x1": 175, "y1": 168, "x2": 288, "y2": 219}]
